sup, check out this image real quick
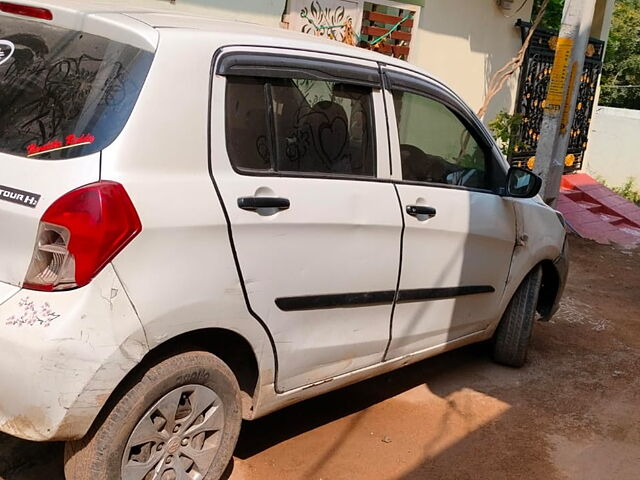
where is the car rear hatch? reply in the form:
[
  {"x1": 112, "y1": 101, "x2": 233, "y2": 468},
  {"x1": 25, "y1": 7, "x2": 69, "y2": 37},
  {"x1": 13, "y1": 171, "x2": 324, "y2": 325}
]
[{"x1": 0, "y1": 3, "x2": 157, "y2": 288}]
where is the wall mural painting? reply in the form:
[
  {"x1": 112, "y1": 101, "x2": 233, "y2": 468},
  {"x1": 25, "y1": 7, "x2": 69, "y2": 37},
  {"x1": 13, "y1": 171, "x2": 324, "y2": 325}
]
[
  {"x1": 289, "y1": 0, "x2": 417, "y2": 61},
  {"x1": 294, "y1": 0, "x2": 359, "y2": 46}
]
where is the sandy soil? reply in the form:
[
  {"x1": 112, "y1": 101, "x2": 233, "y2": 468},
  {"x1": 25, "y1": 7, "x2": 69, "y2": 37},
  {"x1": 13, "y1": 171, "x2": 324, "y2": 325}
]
[{"x1": 1, "y1": 235, "x2": 638, "y2": 480}]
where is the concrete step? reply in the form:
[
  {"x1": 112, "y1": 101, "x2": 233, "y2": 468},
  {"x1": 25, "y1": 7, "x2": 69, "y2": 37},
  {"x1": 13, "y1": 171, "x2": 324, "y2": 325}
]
[
  {"x1": 577, "y1": 200, "x2": 600, "y2": 210},
  {"x1": 557, "y1": 173, "x2": 640, "y2": 246}
]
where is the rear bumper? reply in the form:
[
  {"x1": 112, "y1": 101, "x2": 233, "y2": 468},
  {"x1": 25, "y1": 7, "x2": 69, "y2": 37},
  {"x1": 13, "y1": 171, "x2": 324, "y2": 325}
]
[{"x1": 0, "y1": 265, "x2": 148, "y2": 441}]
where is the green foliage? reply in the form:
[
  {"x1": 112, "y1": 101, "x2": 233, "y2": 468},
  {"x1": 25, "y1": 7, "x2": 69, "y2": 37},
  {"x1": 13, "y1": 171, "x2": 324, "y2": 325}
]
[
  {"x1": 600, "y1": 0, "x2": 640, "y2": 110},
  {"x1": 488, "y1": 110, "x2": 526, "y2": 156},
  {"x1": 532, "y1": 0, "x2": 565, "y2": 30},
  {"x1": 612, "y1": 178, "x2": 640, "y2": 205},
  {"x1": 458, "y1": 149, "x2": 485, "y2": 170},
  {"x1": 596, "y1": 176, "x2": 640, "y2": 205}
]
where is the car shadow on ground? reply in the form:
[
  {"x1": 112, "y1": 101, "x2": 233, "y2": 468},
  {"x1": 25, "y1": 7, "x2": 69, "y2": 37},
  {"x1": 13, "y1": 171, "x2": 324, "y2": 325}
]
[
  {"x1": 0, "y1": 343, "x2": 490, "y2": 480},
  {"x1": 0, "y1": 433, "x2": 63, "y2": 480},
  {"x1": 234, "y1": 343, "x2": 491, "y2": 460}
]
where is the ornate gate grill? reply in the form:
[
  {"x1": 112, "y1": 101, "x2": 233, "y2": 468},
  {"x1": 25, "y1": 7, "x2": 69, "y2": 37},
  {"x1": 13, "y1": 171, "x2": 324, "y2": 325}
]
[{"x1": 510, "y1": 21, "x2": 605, "y2": 173}]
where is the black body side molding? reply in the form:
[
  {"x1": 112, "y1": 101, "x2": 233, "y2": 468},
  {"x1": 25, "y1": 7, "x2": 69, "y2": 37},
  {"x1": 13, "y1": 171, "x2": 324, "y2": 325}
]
[{"x1": 275, "y1": 285, "x2": 495, "y2": 312}]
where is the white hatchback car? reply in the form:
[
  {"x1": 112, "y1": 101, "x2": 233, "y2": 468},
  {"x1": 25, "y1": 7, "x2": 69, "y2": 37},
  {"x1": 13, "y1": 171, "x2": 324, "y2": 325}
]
[{"x1": 0, "y1": 2, "x2": 568, "y2": 479}]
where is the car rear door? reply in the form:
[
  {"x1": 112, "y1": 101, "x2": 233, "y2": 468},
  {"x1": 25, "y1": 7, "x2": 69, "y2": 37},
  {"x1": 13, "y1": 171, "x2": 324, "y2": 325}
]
[
  {"x1": 382, "y1": 66, "x2": 517, "y2": 359},
  {"x1": 210, "y1": 48, "x2": 402, "y2": 392}
]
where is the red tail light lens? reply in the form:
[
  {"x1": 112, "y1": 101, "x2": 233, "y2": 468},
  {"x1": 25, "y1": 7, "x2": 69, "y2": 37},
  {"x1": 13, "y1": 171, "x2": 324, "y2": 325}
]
[
  {"x1": 24, "y1": 181, "x2": 142, "y2": 291},
  {"x1": 0, "y1": 2, "x2": 53, "y2": 20}
]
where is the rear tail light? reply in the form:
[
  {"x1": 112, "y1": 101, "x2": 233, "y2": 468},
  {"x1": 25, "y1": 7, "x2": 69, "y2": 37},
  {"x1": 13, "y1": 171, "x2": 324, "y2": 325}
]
[
  {"x1": 0, "y1": 2, "x2": 53, "y2": 20},
  {"x1": 24, "y1": 181, "x2": 141, "y2": 291}
]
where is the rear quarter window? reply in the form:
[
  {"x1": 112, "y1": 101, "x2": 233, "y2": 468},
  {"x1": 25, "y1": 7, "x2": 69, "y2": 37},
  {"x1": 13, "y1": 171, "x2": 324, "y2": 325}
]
[{"x1": 0, "y1": 16, "x2": 154, "y2": 159}]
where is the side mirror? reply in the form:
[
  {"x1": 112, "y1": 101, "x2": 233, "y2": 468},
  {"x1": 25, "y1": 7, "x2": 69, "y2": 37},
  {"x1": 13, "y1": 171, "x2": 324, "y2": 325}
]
[{"x1": 505, "y1": 167, "x2": 542, "y2": 198}]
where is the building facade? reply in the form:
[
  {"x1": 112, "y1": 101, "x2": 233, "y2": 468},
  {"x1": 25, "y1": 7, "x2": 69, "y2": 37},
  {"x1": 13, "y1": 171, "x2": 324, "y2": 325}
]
[
  {"x1": 151, "y1": 0, "x2": 536, "y2": 125},
  {"x1": 153, "y1": 0, "x2": 617, "y2": 165}
]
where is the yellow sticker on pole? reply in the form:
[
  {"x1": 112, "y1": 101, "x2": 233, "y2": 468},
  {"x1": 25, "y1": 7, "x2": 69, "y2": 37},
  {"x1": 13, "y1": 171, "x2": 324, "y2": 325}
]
[
  {"x1": 560, "y1": 61, "x2": 577, "y2": 133},
  {"x1": 545, "y1": 37, "x2": 574, "y2": 113}
]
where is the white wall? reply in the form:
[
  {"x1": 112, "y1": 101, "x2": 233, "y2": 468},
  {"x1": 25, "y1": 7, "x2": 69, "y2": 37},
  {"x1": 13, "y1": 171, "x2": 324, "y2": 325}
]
[
  {"x1": 583, "y1": 106, "x2": 640, "y2": 188},
  {"x1": 412, "y1": 0, "x2": 533, "y2": 123},
  {"x1": 149, "y1": 0, "x2": 285, "y2": 26}
]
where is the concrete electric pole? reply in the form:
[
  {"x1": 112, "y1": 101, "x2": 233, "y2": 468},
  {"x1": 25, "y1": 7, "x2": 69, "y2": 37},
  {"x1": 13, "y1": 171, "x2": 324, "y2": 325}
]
[{"x1": 533, "y1": 0, "x2": 598, "y2": 206}]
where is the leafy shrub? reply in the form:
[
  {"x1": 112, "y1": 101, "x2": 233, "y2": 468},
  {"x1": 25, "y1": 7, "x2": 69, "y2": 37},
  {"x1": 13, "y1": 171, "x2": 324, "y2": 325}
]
[
  {"x1": 612, "y1": 178, "x2": 640, "y2": 205},
  {"x1": 488, "y1": 110, "x2": 527, "y2": 157}
]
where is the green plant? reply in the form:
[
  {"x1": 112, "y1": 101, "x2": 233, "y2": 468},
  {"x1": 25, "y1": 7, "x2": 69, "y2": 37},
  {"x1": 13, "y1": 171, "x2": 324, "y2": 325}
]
[
  {"x1": 599, "y1": 0, "x2": 640, "y2": 110},
  {"x1": 488, "y1": 110, "x2": 526, "y2": 156},
  {"x1": 532, "y1": 0, "x2": 565, "y2": 30},
  {"x1": 596, "y1": 175, "x2": 640, "y2": 205},
  {"x1": 612, "y1": 177, "x2": 640, "y2": 205}
]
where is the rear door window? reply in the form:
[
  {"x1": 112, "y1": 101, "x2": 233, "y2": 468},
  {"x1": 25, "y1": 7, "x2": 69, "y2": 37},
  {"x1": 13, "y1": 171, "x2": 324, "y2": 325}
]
[
  {"x1": 0, "y1": 16, "x2": 154, "y2": 159},
  {"x1": 225, "y1": 76, "x2": 376, "y2": 177}
]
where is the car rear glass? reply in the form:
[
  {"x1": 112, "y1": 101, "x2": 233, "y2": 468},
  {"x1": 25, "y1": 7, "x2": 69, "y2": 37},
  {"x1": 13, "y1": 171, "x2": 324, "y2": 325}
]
[{"x1": 0, "y1": 16, "x2": 154, "y2": 159}]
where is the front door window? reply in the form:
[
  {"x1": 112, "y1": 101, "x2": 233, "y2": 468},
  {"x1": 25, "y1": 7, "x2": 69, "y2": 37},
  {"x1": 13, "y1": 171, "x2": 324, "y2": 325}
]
[{"x1": 392, "y1": 90, "x2": 490, "y2": 190}]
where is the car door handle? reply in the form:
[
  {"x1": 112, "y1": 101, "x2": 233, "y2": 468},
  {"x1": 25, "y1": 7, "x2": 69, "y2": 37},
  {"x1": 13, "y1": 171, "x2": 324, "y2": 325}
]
[
  {"x1": 406, "y1": 205, "x2": 437, "y2": 217},
  {"x1": 237, "y1": 196, "x2": 290, "y2": 211}
]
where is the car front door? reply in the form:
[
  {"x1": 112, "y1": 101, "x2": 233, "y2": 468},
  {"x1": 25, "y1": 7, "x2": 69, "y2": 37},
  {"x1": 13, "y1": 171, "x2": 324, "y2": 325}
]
[
  {"x1": 210, "y1": 48, "x2": 402, "y2": 392},
  {"x1": 382, "y1": 66, "x2": 517, "y2": 359}
]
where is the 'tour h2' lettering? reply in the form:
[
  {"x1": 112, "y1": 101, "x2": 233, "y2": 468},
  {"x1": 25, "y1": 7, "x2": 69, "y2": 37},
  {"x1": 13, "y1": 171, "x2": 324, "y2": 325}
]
[{"x1": 0, "y1": 185, "x2": 41, "y2": 208}]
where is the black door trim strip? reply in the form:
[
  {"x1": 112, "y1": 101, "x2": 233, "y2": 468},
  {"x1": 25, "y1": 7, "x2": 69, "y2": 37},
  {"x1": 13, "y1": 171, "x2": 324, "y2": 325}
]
[{"x1": 275, "y1": 285, "x2": 495, "y2": 312}]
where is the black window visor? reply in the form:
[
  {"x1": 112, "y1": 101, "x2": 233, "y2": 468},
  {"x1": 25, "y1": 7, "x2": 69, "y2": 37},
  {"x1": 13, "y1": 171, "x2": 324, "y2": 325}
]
[{"x1": 216, "y1": 51, "x2": 381, "y2": 88}]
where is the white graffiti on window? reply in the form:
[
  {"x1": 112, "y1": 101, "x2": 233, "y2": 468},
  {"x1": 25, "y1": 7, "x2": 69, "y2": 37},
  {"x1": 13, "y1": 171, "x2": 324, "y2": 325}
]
[{"x1": 0, "y1": 40, "x2": 15, "y2": 66}]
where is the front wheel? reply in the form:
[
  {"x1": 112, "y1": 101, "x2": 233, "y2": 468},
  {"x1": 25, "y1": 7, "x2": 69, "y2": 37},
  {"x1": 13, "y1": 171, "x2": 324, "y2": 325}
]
[
  {"x1": 492, "y1": 266, "x2": 543, "y2": 367},
  {"x1": 64, "y1": 351, "x2": 242, "y2": 480}
]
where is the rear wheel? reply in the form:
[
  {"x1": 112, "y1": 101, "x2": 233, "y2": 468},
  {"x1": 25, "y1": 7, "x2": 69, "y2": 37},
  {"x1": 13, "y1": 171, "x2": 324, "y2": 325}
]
[
  {"x1": 492, "y1": 266, "x2": 543, "y2": 367},
  {"x1": 64, "y1": 351, "x2": 242, "y2": 480}
]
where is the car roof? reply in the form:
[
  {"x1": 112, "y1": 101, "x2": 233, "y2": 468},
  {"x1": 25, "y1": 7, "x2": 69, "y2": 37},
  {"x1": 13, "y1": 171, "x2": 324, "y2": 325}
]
[
  {"x1": 19, "y1": 0, "x2": 454, "y2": 98},
  {"x1": 132, "y1": 12, "x2": 459, "y2": 100}
]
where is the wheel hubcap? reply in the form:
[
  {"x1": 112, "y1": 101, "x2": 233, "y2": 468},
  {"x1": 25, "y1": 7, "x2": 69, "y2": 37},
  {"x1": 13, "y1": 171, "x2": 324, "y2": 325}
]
[{"x1": 121, "y1": 384, "x2": 225, "y2": 480}]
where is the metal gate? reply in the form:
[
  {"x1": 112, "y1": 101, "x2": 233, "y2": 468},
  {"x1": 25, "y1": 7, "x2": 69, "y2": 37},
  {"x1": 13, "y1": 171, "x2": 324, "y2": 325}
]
[{"x1": 510, "y1": 21, "x2": 605, "y2": 173}]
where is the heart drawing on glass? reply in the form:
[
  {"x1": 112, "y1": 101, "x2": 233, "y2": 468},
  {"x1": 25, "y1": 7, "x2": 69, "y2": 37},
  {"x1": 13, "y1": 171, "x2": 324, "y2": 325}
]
[
  {"x1": 318, "y1": 117, "x2": 348, "y2": 164},
  {"x1": 0, "y1": 40, "x2": 15, "y2": 66}
]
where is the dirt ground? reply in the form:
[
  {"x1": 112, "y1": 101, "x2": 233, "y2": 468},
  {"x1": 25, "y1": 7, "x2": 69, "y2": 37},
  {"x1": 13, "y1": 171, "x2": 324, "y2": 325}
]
[{"x1": 1, "y1": 235, "x2": 638, "y2": 480}]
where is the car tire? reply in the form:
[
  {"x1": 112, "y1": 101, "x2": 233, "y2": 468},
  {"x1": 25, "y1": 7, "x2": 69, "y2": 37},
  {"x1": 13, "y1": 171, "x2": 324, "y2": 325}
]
[
  {"x1": 64, "y1": 350, "x2": 242, "y2": 480},
  {"x1": 492, "y1": 266, "x2": 543, "y2": 367}
]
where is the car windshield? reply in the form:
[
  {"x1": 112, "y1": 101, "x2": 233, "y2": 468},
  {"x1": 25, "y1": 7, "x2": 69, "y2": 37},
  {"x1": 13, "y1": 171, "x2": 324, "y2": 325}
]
[{"x1": 0, "y1": 15, "x2": 154, "y2": 160}]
